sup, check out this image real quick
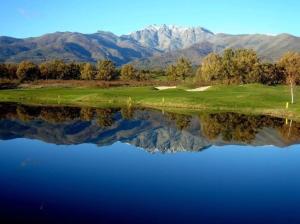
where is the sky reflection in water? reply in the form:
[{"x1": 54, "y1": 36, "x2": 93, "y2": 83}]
[{"x1": 0, "y1": 103, "x2": 300, "y2": 223}]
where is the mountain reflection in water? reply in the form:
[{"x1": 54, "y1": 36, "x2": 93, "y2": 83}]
[{"x1": 0, "y1": 103, "x2": 299, "y2": 151}]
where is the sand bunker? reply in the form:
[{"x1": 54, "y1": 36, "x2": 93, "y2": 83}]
[
  {"x1": 155, "y1": 86, "x2": 177, "y2": 90},
  {"x1": 155, "y1": 86, "x2": 211, "y2": 92},
  {"x1": 186, "y1": 86, "x2": 211, "y2": 92}
]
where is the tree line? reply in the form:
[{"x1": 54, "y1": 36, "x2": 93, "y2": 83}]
[
  {"x1": 196, "y1": 49, "x2": 300, "y2": 103},
  {"x1": 197, "y1": 49, "x2": 300, "y2": 86},
  {"x1": 163, "y1": 49, "x2": 300, "y2": 87},
  {"x1": 0, "y1": 60, "x2": 151, "y2": 82},
  {"x1": 1, "y1": 49, "x2": 300, "y2": 88}
]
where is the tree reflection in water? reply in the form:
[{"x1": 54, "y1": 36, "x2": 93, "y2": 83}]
[{"x1": 0, "y1": 103, "x2": 299, "y2": 151}]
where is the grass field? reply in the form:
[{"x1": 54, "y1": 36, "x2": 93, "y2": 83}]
[{"x1": 0, "y1": 84, "x2": 299, "y2": 119}]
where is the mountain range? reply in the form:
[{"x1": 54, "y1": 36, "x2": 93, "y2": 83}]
[{"x1": 1, "y1": 24, "x2": 300, "y2": 68}]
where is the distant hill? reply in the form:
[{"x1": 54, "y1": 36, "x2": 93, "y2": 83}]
[
  {"x1": 133, "y1": 33, "x2": 300, "y2": 69},
  {"x1": 0, "y1": 31, "x2": 158, "y2": 65},
  {"x1": 132, "y1": 41, "x2": 219, "y2": 69},
  {"x1": 1, "y1": 25, "x2": 300, "y2": 68}
]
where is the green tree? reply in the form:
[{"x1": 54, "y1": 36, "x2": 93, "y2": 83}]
[
  {"x1": 96, "y1": 60, "x2": 115, "y2": 80},
  {"x1": 0, "y1": 64, "x2": 9, "y2": 79},
  {"x1": 175, "y1": 57, "x2": 192, "y2": 80},
  {"x1": 233, "y1": 49, "x2": 261, "y2": 83},
  {"x1": 6, "y1": 64, "x2": 18, "y2": 79},
  {"x1": 200, "y1": 53, "x2": 223, "y2": 82},
  {"x1": 136, "y1": 70, "x2": 150, "y2": 81},
  {"x1": 39, "y1": 60, "x2": 68, "y2": 80},
  {"x1": 65, "y1": 62, "x2": 81, "y2": 80},
  {"x1": 221, "y1": 48, "x2": 236, "y2": 82},
  {"x1": 199, "y1": 49, "x2": 261, "y2": 84},
  {"x1": 16, "y1": 61, "x2": 40, "y2": 81},
  {"x1": 167, "y1": 58, "x2": 192, "y2": 81},
  {"x1": 54, "y1": 60, "x2": 68, "y2": 79},
  {"x1": 80, "y1": 63, "x2": 95, "y2": 80},
  {"x1": 39, "y1": 62, "x2": 50, "y2": 80},
  {"x1": 120, "y1": 64, "x2": 137, "y2": 80},
  {"x1": 166, "y1": 65, "x2": 177, "y2": 81},
  {"x1": 259, "y1": 63, "x2": 285, "y2": 85},
  {"x1": 278, "y1": 52, "x2": 300, "y2": 104}
]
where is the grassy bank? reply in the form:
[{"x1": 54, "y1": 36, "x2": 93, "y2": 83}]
[{"x1": 0, "y1": 84, "x2": 299, "y2": 119}]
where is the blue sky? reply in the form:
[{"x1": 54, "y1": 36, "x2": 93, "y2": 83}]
[{"x1": 1, "y1": 0, "x2": 300, "y2": 38}]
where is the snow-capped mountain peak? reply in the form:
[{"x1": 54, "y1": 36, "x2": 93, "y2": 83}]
[{"x1": 125, "y1": 24, "x2": 215, "y2": 51}]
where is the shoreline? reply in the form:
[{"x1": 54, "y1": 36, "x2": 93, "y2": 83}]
[{"x1": 0, "y1": 84, "x2": 299, "y2": 120}]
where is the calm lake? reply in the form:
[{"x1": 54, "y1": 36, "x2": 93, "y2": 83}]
[{"x1": 0, "y1": 103, "x2": 300, "y2": 223}]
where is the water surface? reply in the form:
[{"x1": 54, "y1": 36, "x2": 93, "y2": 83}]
[{"x1": 0, "y1": 103, "x2": 300, "y2": 223}]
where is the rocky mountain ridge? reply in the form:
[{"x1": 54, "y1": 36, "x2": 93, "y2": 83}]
[{"x1": 1, "y1": 25, "x2": 300, "y2": 67}]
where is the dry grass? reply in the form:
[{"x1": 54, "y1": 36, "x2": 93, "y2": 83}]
[{"x1": 0, "y1": 79, "x2": 20, "y2": 89}]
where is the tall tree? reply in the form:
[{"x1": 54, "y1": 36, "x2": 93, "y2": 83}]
[
  {"x1": 200, "y1": 53, "x2": 223, "y2": 82},
  {"x1": 175, "y1": 58, "x2": 192, "y2": 80},
  {"x1": 96, "y1": 60, "x2": 115, "y2": 81},
  {"x1": 65, "y1": 62, "x2": 81, "y2": 80},
  {"x1": 136, "y1": 70, "x2": 150, "y2": 81},
  {"x1": 54, "y1": 60, "x2": 68, "y2": 79},
  {"x1": 39, "y1": 62, "x2": 50, "y2": 80},
  {"x1": 200, "y1": 48, "x2": 260, "y2": 84},
  {"x1": 0, "y1": 64, "x2": 8, "y2": 79},
  {"x1": 39, "y1": 60, "x2": 68, "y2": 80},
  {"x1": 166, "y1": 58, "x2": 192, "y2": 81},
  {"x1": 278, "y1": 52, "x2": 300, "y2": 104},
  {"x1": 120, "y1": 64, "x2": 137, "y2": 80},
  {"x1": 16, "y1": 61, "x2": 40, "y2": 81},
  {"x1": 233, "y1": 49, "x2": 261, "y2": 83},
  {"x1": 259, "y1": 63, "x2": 285, "y2": 85},
  {"x1": 6, "y1": 64, "x2": 18, "y2": 80},
  {"x1": 166, "y1": 64, "x2": 177, "y2": 81},
  {"x1": 80, "y1": 63, "x2": 95, "y2": 80}
]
